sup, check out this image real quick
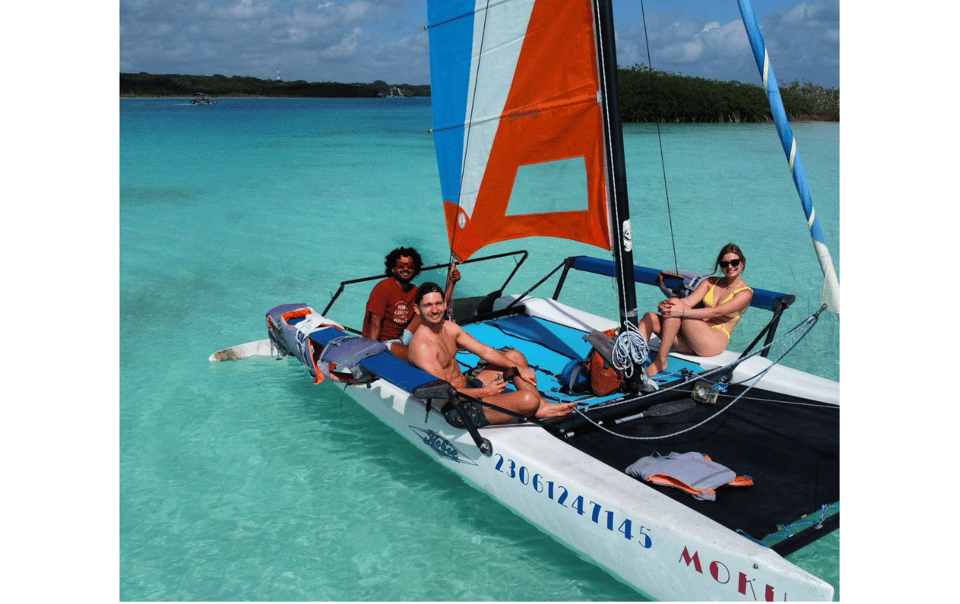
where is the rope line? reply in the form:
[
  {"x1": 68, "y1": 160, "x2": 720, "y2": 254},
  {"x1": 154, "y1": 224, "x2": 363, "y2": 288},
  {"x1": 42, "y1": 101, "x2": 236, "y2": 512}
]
[
  {"x1": 612, "y1": 322, "x2": 649, "y2": 378},
  {"x1": 738, "y1": 503, "x2": 840, "y2": 546},
  {"x1": 449, "y1": 0, "x2": 493, "y2": 260},
  {"x1": 639, "y1": 0, "x2": 678, "y2": 273},
  {"x1": 569, "y1": 308, "x2": 824, "y2": 441}
]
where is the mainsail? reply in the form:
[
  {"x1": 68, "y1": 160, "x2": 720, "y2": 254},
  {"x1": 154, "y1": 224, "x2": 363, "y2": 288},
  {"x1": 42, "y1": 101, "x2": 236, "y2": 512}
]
[{"x1": 426, "y1": 0, "x2": 613, "y2": 262}]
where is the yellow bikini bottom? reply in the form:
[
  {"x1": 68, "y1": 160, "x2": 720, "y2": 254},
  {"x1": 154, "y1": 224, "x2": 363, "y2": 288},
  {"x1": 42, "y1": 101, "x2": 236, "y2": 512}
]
[{"x1": 711, "y1": 324, "x2": 731, "y2": 339}]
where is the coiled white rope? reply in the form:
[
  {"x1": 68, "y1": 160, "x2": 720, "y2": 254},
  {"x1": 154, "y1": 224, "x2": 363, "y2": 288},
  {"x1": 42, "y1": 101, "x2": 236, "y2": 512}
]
[{"x1": 612, "y1": 322, "x2": 649, "y2": 377}]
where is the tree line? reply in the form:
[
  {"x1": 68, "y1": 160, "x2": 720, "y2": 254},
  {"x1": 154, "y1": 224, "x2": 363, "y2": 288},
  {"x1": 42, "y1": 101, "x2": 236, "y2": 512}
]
[
  {"x1": 120, "y1": 69, "x2": 838, "y2": 122},
  {"x1": 119, "y1": 73, "x2": 430, "y2": 98},
  {"x1": 618, "y1": 64, "x2": 839, "y2": 122}
]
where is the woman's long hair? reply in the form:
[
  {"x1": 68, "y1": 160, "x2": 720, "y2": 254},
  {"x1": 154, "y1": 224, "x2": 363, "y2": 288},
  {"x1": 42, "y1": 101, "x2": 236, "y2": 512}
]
[{"x1": 712, "y1": 243, "x2": 746, "y2": 274}]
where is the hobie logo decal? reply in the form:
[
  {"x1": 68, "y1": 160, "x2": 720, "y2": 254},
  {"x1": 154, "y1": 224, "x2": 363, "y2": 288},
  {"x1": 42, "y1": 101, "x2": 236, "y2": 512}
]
[{"x1": 409, "y1": 427, "x2": 477, "y2": 465}]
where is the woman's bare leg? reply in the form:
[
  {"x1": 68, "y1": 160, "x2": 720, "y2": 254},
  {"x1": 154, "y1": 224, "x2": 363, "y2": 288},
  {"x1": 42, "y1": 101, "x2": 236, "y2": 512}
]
[
  {"x1": 678, "y1": 321, "x2": 728, "y2": 357},
  {"x1": 639, "y1": 311, "x2": 661, "y2": 341},
  {"x1": 648, "y1": 314, "x2": 681, "y2": 376}
]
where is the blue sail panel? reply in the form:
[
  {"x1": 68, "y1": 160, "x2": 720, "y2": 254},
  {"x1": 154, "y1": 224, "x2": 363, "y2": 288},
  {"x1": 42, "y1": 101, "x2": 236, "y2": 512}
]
[
  {"x1": 426, "y1": 0, "x2": 612, "y2": 261},
  {"x1": 427, "y1": 1, "x2": 476, "y2": 209}
]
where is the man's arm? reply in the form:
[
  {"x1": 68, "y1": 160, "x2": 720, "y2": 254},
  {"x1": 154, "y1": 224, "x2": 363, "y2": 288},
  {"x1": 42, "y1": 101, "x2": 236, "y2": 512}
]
[
  {"x1": 363, "y1": 281, "x2": 387, "y2": 340},
  {"x1": 454, "y1": 328, "x2": 537, "y2": 386},
  {"x1": 364, "y1": 312, "x2": 384, "y2": 341},
  {"x1": 407, "y1": 337, "x2": 445, "y2": 380},
  {"x1": 443, "y1": 262, "x2": 460, "y2": 311},
  {"x1": 454, "y1": 329, "x2": 519, "y2": 372}
]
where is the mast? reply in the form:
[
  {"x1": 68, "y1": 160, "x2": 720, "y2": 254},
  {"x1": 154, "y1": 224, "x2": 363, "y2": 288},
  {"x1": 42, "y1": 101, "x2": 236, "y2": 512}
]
[{"x1": 594, "y1": 0, "x2": 641, "y2": 376}]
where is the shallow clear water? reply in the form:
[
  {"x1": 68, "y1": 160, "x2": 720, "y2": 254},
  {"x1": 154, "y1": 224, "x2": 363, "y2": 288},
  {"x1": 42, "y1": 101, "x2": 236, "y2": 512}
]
[{"x1": 120, "y1": 98, "x2": 839, "y2": 600}]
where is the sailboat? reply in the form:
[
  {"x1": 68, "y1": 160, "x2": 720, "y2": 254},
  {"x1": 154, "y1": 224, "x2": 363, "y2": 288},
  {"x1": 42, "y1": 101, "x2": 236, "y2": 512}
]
[{"x1": 212, "y1": 0, "x2": 839, "y2": 599}]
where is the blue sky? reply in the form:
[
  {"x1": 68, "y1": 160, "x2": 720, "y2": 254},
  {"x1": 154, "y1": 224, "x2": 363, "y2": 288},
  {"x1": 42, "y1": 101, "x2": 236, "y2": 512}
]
[{"x1": 119, "y1": 0, "x2": 840, "y2": 88}]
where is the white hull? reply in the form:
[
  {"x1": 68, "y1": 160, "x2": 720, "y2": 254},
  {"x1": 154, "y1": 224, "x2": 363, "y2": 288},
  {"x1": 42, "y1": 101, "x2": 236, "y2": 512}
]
[
  {"x1": 322, "y1": 297, "x2": 836, "y2": 601},
  {"x1": 209, "y1": 338, "x2": 274, "y2": 361},
  {"x1": 501, "y1": 296, "x2": 839, "y2": 405}
]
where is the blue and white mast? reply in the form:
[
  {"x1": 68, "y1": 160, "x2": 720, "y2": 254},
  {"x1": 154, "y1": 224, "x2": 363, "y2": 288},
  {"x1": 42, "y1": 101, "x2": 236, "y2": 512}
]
[{"x1": 737, "y1": 0, "x2": 840, "y2": 315}]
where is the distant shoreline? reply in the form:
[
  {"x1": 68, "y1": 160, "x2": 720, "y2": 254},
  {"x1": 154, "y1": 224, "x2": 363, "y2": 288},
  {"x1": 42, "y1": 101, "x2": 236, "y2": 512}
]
[
  {"x1": 119, "y1": 96, "x2": 835, "y2": 122},
  {"x1": 120, "y1": 71, "x2": 838, "y2": 122},
  {"x1": 118, "y1": 97, "x2": 836, "y2": 123},
  {"x1": 119, "y1": 96, "x2": 427, "y2": 100},
  {"x1": 120, "y1": 73, "x2": 430, "y2": 99}
]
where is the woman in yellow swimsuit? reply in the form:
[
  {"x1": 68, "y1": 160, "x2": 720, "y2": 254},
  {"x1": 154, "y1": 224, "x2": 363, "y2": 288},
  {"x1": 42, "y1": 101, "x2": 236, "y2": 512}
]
[{"x1": 639, "y1": 243, "x2": 754, "y2": 377}]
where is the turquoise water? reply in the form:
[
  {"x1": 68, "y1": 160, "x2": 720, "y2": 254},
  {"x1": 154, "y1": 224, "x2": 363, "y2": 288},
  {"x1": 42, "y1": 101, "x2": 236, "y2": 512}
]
[{"x1": 120, "y1": 98, "x2": 839, "y2": 600}]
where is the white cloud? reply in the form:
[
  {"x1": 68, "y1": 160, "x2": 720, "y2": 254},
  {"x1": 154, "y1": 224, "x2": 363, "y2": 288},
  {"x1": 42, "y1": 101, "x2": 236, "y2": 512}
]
[
  {"x1": 119, "y1": 1, "x2": 837, "y2": 88},
  {"x1": 219, "y1": 0, "x2": 270, "y2": 20},
  {"x1": 613, "y1": 1, "x2": 838, "y2": 88},
  {"x1": 781, "y1": 2, "x2": 839, "y2": 29},
  {"x1": 120, "y1": 0, "x2": 429, "y2": 83},
  {"x1": 321, "y1": 27, "x2": 362, "y2": 57}
]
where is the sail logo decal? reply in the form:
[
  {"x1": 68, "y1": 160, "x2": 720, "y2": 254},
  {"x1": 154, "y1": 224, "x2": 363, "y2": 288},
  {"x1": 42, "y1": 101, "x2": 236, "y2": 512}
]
[
  {"x1": 492, "y1": 453, "x2": 654, "y2": 551},
  {"x1": 678, "y1": 546, "x2": 786, "y2": 601},
  {"x1": 410, "y1": 426, "x2": 478, "y2": 465}
]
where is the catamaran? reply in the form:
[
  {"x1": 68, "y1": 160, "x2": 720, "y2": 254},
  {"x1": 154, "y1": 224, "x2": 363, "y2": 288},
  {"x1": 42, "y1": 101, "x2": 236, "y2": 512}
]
[
  {"x1": 212, "y1": 0, "x2": 840, "y2": 599},
  {"x1": 191, "y1": 92, "x2": 217, "y2": 105}
]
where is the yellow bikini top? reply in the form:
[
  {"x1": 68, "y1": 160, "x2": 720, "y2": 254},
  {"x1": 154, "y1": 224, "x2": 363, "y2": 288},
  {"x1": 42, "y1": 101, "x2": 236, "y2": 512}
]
[{"x1": 703, "y1": 280, "x2": 753, "y2": 322}]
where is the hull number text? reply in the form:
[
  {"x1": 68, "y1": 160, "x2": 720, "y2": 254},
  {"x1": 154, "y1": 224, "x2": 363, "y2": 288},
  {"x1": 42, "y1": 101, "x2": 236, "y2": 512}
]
[{"x1": 493, "y1": 453, "x2": 653, "y2": 549}]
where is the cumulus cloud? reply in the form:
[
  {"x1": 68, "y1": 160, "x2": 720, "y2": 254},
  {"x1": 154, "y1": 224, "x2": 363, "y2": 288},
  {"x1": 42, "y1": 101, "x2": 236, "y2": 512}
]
[
  {"x1": 615, "y1": 1, "x2": 839, "y2": 88},
  {"x1": 119, "y1": 0, "x2": 838, "y2": 88},
  {"x1": 119, "y1": 0, "x2": 429, "y2": 83},
  {"x1": 218, "y1": 0, "x2": 271, "y2": 20}
]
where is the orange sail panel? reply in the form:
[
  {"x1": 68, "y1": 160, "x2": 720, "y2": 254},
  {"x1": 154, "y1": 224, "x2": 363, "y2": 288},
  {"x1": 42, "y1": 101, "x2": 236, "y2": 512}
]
[{"x1": 432, "y1": 0, "x2": 612, "y2": 261}]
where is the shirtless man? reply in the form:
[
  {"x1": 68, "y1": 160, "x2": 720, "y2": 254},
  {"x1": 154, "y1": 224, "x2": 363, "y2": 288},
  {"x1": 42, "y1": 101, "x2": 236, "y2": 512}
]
[{"x1": 408, "y1": 282, "x2": 576, "y2": 426}]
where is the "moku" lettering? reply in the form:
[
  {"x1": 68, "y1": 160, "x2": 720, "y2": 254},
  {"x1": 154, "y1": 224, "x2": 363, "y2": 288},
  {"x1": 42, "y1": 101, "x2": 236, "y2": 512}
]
[{"x1": 679, "y1": 546, "x2": 786, "y2": 601}]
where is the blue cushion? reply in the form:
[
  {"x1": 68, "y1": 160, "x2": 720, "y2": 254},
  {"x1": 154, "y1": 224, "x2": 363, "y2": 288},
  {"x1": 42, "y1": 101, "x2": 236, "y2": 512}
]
[
  {"x1": 358, "y1": 352, "x2": 442, "y2": 394},
  {"x1": 570, "y1": 256, "x2": 790, "y2": 311}
]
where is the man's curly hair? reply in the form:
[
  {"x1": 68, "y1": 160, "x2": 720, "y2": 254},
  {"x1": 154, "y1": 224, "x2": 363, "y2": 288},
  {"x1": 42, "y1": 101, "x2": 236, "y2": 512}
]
[{"x1": 384, "y1": 247, "x2": 423, "y2": 278}]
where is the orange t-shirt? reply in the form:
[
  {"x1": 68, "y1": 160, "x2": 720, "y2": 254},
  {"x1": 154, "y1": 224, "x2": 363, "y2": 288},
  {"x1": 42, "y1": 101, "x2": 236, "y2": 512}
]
[{"x1": 363, "y1": 278, "x2": 416, "y2": 341}]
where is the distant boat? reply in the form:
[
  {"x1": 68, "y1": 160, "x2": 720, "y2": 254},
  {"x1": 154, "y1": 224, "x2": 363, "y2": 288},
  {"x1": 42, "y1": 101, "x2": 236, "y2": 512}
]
[{"x1": 191, "y1": 92, "x2": 217, "y2": 105}]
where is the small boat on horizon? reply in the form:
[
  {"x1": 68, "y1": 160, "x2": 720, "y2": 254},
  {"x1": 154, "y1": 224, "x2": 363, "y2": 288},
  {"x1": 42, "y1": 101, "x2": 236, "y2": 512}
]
[{"x1": 191, "y1": 92, "x2": 217, "y2": 105}]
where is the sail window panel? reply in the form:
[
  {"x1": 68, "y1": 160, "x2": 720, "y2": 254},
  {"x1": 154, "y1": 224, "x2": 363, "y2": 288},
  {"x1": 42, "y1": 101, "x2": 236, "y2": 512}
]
[
  {"x1": 458, "y1": 0, "x2": 537, "y2": 218},
  {"x1": 506, "y1": 157, "x2": 589, "y2": 216}
]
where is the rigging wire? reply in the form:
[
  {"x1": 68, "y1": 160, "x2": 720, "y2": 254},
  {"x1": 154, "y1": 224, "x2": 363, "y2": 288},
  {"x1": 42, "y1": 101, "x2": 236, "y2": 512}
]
[
  {"x1": 711, "y1": 392, "x2": 837, "y2": 410},
  {"x1": 570, "y1": 307, "x2": 825, "y2": 441},
  {"x1": 447, "y1": 0, "x2": 494, "y2": 265},
  {"x1": 639, "y1": 0, "x2": 679, "y2": 274}
]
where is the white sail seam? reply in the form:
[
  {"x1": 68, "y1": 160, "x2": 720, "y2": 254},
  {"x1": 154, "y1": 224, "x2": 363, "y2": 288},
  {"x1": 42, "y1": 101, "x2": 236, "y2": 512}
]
[{"x1": 459, "y1": 0, "x2": 536, "y2": 219}]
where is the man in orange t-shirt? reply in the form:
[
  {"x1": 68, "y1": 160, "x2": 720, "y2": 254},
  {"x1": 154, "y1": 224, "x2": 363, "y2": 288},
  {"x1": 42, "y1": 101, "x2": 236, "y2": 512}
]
[{"x1": 363, "y1": 247, "x2": 459, "y2": 360}]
